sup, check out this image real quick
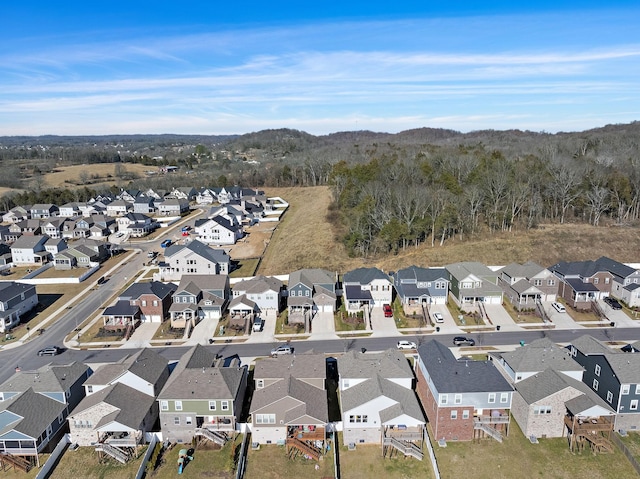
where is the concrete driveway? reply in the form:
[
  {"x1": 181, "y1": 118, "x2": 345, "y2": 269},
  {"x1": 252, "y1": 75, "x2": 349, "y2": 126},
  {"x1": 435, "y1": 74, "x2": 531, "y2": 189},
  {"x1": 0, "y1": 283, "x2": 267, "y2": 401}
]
[{"x1": 483, "y1": 304, "x2": 523, "y2": 332}]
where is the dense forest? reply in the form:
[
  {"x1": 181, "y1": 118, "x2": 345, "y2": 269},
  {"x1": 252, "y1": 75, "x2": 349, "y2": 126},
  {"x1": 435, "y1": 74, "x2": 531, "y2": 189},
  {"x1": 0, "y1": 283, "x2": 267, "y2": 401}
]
[{"x1": 2, "y1": 122, "x2": 640, "y2": 257}]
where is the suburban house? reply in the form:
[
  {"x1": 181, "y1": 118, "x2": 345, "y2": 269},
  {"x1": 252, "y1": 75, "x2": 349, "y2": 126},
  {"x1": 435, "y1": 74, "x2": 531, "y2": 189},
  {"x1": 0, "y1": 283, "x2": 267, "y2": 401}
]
[
  {"x1": 156, "y1": 198, "x2": 190, "y2": 216},
  {"x1": 115, "y1": 281, "x2": 177, "y2": 323},
  {"x1": 0, "y1": 281, "x2": 38, "y2": 333},
  {"x1": 548, "y1": 260, "x2": 612, "y2": 310},
  {"x1": 342, "y1": 267, "x2": 393, "y2": 312},
  {"x1": 41, "y1": 218, "x2": 67, "y2": 239},
  {"x1": 415, "y1": 340, "x2": 513, "y2": 442},
  {"x1": 158, "y1": 240, "x2": 230, "y2": 282},
  {"x1": 169, "y1": 274, "x2": 229, "y2": 330},
  {"x1": 287, "y1": 269, "x2": 337, "y2": 326},
  {"x1": 58, "y1": 202, "x2": 81, "y2": 217},
  {"x1": 392, "y1": 266, "x2": 449, "y2": 314},
  {"x1": 595, "y1": 256, "x2": 640, "y2": 307},
  {"x1": 511, "y1": 368, "x2": 615, "y2": 447},
  {"x1": 250, "y1": 353, "x2": 328, "y2": 460},
  {"x1": 231, "y1": 275, "x2": 284, "y2": 315},
  {"x1": 158, "y1": 345, "x2": 247, "y2": 444},
  {"x1": 52, "y1": 240, "x2": 107, "y2": 270},
  {"x1": 195, "y1": 188, "x2": 217, "y2": 205},
  {"x1": 337, "y1": 349, "x2": 426, "y2": 458},
  {"x1": 82, "y1": 348, "x2": 170, "y2": 398},
  {"x1": 133, "y1": 196, "x2": 156, "y2": 215},
  {"x1": 167, "y1": 187, "x2": 197, "y2": 202},
  {"x1": 68, "y1": 382, "x2": 157, "y2": 462},
  {"x1": 497, "y1": 261, "x2": 558, "y2": 310},
  {"x1": 208, "y1": 205, "x2": 244, "y2": 226},
  {"x1": 10, "y1": 235, "x2": 50, "y2": 265},
  {"x1": 2, "y1": 206, "x2": 30, "y2": 223},
  {"x1": 116, "y1": 213, "x2": 157, "y2": 237},
  {"x1": 569, "y1": 335, "x2": 640, "y2": 431},
  {"x1": 0, "y1": 362, "x2": 91, "y2": 460},
  {"x1": 227, "y1": 295, "x2": 259, "y2": 332},
  {"x1": 489, "y1": 338, "x2": 584, "y2": 383},
  {"x1": 106, "y1": 199, "x2": 130, "y2": 217},
  {"x1": 446, "y1": 262, "x2": 504, "y2": 305},
  {"x1": 30, "y1": 204, "x2": 58, "y2": 219},
  {"x1": 101, "y1": 301, "x2": 141, "y2": 337},
  {"x1": 194, "y1": 215, "x2": 243, "y2": 245}
]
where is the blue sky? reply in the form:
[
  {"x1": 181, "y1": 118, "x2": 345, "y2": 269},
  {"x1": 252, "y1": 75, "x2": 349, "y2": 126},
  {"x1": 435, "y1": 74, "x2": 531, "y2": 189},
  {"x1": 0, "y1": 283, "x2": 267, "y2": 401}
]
[{"x1": 2, "y1": 1, "x2": 639, "y2": 135}]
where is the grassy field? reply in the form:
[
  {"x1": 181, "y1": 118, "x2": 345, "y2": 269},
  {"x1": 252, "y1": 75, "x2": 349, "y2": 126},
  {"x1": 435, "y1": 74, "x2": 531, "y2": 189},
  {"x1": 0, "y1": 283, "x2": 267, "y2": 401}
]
[
  {"x1": 258, "y1": 186, "x2": 640, "y2": 275},
  {"x1": 43, "y1": 163, "x2": 152, "y2": 189}
]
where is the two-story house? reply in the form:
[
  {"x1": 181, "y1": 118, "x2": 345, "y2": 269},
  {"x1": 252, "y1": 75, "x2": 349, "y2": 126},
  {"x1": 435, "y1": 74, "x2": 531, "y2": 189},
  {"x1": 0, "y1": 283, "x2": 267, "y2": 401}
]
[
  {"x1": 116, "y1": 213, "x2": 156, "y2": 237},
  {"x1": 158, "y1": 345, "x2": 247, "y2": 444},
  {"x1": 169, "y1": 274, "x2": 229, "y2": 329},
  {"x1": 287, "y1": 269, "x2": 337, "y2": 326},
  {"x1": 393, "y1": 266, "x2": 449, "y2": 314},
  {"x1": 158, "y1": 240, "x2": 230, "y2": 282},
  {"x1": 497, "y1": 261, "x2": 558, "y2": 310},
  {"x1": 596, "y1": 256, "x2": 640, "y2": 307},
  {"x1": 157, "y1": 198, "x2": 190, "y2": 216},
  {"x1": 0, "y1": 281, "x2": 38, "y2": 333},
  {"x1": 232, "y1": 275, "x2": 284, "y2": 315},
  {"x1": 30, "y1": 204, "x2": 58, "y2": 219},
  {"x1": 338, "y1": 348, "x2": 425, "y2": 456},
  {"x1": 250, "y1": 353, "x2": 328, "y2": 460},
  {"x1": 10, "y1": 235, "x2": 50, "y2": 265},
  {"x1": 548, "y1": 260, "x2": 612, "y2": 310},
  {"x1": 415, "y1": 340, "x2": 513, "y2": 442},
  {"x1": 342, "y1": 267, "x2": 393, "y2": 313},
  {"x1": 0, "y1": 362, "x2": 91, "y2": 459},
  {"x1": 569, "y1": 335, "x2": 640, "y2": 431},
  {"x1": 117, "y1": 281, "x2": 177, "y2": 323},
  {"x1": 446, "y1": 262, "x2": 503, "y2": 306},
  {"x1": 194, "y1": 215, "x2": 243, "y2": 245}
]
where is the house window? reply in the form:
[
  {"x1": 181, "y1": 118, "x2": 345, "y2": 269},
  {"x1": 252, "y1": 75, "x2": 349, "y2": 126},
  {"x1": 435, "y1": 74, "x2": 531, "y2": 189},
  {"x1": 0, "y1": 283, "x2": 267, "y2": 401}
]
[
  {"x1": 631, "y1": 400, "x2": 639, "y2": 411},
  {"x1": 256, "y1": 379, "x2": 264, "y2": 389},
  {"x1": 343, "y1": 380, "x2": 350, "y2": 389},
  {"x1": 47, "y1": 425, "x2": 53, "y2": 436},
  {"x1": 256, "y1": 414, "x2": 276, "y2": 424},
  {"x1": 186, "y1": 417, "x2": 193, "y2": 425},
  {"x1": 533, "y1": 406, "x2": 551, "y2": 415},
  {"x1": 622, "y1": 385, "x2": 630, "y2": 395},
  {"x1": 174, "y1": 417, "x2": 180, "y2": 425},
  {"x1": 161, "y1": 401, "x2": 168, "y2": 411},
  {"x1": 534, "y1": 279, "x2": 542, "y2": 286},
  {"x1": 515, "y1": 374, "x2": 523, "y2": 381},
  {"x1": 305, "y1": 290, "x2": 310, "y2": 297},
  {"x1": 142, "y1": 300, "x2": 147, "y2": 307},
  {"x1": 462, "y1": 410, "x2": 470, "y2": 419},
  {"x1": 87, "y1": 385, "x2": 93, "y2": 394},
  {"x1": 605, "y1": 278, "x2": 610, "y2": 284},
  {"x1": 451, "y1": 410, "x2": 458, "y2": 420},
  {"x1": 636, "y1": 385, "x2": 640, "y2": 395},
  {"x1": 175, "y1": 400, "x2": 183, "y2": 411},
  {"x1": 58, "y1": 412, "x2": 64, "y2": 423},
  {"x1": 593, "y1": 379, "x2": 599, "y2": 391},
  {"x1": 570, "y1": 346, "x2": 577, "y2": 357},
  {"x1": 349, "y1": 415, "x2": 368, "y2": 423},
  {"x1": 439, "y1": 394, "x2": 448, "y2": 405},
  {"x1": 209, "y1": 401, "x2": 216, "y2": 411},
  {"x1": 153, "y1": 300, "x2": 158, "y2": 307},
  {"x1": 488, "y1": 393, "x2": 496, "y2": 403},
  {"x1": 607, "y1": 391, "x2": 614, "y2": 403},
  {"x1": 500, "y1": 393, "x2": 509, "y2": 403},
  {"x1": 595, "y1": 364, "x2": 601, "y2": 376},
  {"x1": 594, "y1": 278, "x2": 599, "y2": 285},
  {"x1": 222, "y1": 401, "x2": 229, "y2": 411},
  {"x1": 454, "y1": 394, "x2": 462, "y2": 404}
]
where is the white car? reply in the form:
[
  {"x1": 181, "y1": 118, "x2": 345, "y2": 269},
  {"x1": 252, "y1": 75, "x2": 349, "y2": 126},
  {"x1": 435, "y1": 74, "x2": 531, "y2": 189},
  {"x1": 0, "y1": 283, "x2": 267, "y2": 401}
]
[
  {"x1": 433, "y1": 312, "x2": 444, "y2": 323},
  {"x1": 397, "y1": 340, "x2": 417, "y2": 350},
  {"x1": 551, "y1": 302, "x2": 566, "y2": 313}
]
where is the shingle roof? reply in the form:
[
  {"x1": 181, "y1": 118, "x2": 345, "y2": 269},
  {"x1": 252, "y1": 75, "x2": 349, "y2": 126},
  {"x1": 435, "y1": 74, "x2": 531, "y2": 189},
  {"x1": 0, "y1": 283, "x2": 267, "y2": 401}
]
[
  {"x1": 164, "y1": 240, "x2": 229, "y2": 265},
  {"x1": 121, "y1": 281, "x2": 177, "y2": 300},
  {"x1": 0, "y1": 388, "x2": 66, "y2": 439},
  {"x1": 343, "y1": 267, "x2": 391, "y2": 285},
  {"x1": 337, "y1": 349, "x2": 413, "y2": 381},
  {"x1": 595, "y1": 256, "x2": 637, "y2": 280},
  {"x1": 494, "y1": 338, "x2": 583, "y2": 374},
  {"x1": 571, "y1": 335, "x2": 640, "y2": 383},
  {"x1": 0, "y1": 361, "x2": 89, "y2": 397},
  {"x1": 417, "y1": 340, "x2": 512, "y2": 394},
  {"x1": 254, "y1": 354, "x2": 325, "y2": 382},
  {"x1": 84, "y1": 348, "x2": 167, "y2": 387},
  {"x1": 250, "y1": 376, "x2": 328, "y2": 424},
  {"x1": 498, "y1": 261, "x2": 545, "y2": 279},
  {"x1": 288, "y1": 269, "x2": 335, "y2": 289},
  {"x1": 233, "y1": 275, "x2": 283, "y2": 294}
]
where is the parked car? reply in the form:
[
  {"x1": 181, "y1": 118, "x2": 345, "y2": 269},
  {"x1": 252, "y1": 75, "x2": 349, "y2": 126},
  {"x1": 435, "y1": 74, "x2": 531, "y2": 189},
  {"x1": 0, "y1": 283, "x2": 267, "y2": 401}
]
[
  {"x1": 397, "y1": 340, "x2": 417, "y2": 350},
  {"x1": 37, "y1": 346, "x2": 62, "y2": 356},
  {"x1": 383, "y1": 304, "x2": 393, "y2": 317},
  {"x1": 551, "y1": 302, "x2": 566, "y2": 313},
  {"x1": 160, "y1": 239, "x2": 172, "y2": 248},
  {"x1": 433, "y1": 312, "x2": 444, "y2": 323},
  {"x1": 147, "y1": 251, "x2": 157, "y2": 258},
  {"x1": 252, "y1": 318, "x2": 264, "y2": 332},
  {"x1": 270, "y1": 345, "x2": 293, "y2": 356},
  {"x1": 453, "y1": 336, "x2": 475, "y2": 346},
  {"x1": 604, "y1": 296, "x2": 623, "y2": 310}
]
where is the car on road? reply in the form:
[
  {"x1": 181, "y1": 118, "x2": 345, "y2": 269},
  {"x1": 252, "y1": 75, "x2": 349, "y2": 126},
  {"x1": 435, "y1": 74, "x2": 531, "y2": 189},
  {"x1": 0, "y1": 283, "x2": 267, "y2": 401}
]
[
  {"x1": 433, "y1": 312, "x2": 444, "y2": 323},
  {"x1": 270, "y1": 345, "x2": 293, "y2": 356},
  {"x1": 551, "y1": 302, "x2": 566, "y2": 313},
  {"x1": 453, "y1": 336, "x2": 475, "y2": 346},
  {"x1": 397, "y1": 340, "x2": 417, "y2": 350},
  {"x1": 37, "y1": 346, "x2": 62, "y2": 356},
  {"x1": 383, "y1": 304, "x2": 393, "y2": 317},
  {"x1": 160, "y1": 239, "x2": 172, "y2": 248},
  {"x1": 604, "y1": 296, "x2": 623, "y2": 310}
]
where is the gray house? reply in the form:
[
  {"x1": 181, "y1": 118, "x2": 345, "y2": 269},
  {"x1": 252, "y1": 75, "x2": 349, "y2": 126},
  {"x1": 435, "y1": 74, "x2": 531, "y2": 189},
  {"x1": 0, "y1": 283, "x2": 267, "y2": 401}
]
[
  {"x1": 569, "y1": 335, "x2": 640, "y2": 431},
  {"x1": 287, "y1": 269, "x2": 337, "y2": 324},
  {"x1": 497, "y1": 261, "x2": 558, "y2": 310},
  {"x1": 169, "y1": 274, "x2": 229, "y2": 329},
  {"x1": 158, "y1": 240, "x2": 230, "y2": 282},
  {"x1": 0, "y1": 282, "x2": 38, "y2": 333},
  {"x1": 446, "y1": 262, "x2": 503, "y2": 306},
  {"x1": 342, "y1": 267, "x2": 393, "y2": 312},
  {"x1": 393, "y1": 266, "x2": 449, "y2": 310}
]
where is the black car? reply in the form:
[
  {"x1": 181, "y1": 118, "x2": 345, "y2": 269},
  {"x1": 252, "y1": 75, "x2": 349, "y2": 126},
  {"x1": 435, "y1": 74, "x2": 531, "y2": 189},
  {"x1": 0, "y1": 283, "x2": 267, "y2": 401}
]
[
  {"x1": 453, "y1": 336, "x2": 475, "y2": 346},
  {"x1": 37, "y1": 346, "x2": 62, "y2": 356},
  {"x1": 604, "y1": 296, "x2": 623, "y2": 310}
]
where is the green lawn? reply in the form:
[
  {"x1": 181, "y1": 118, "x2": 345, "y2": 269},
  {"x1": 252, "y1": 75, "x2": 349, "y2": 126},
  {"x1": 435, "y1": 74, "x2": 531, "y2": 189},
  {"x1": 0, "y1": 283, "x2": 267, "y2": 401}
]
[
  {"x1": 49, "y1": 446, "x2": 145, "y2": 479},
  {"x1": 244, "y1": 441, "x2": 335, "y2": 479}
]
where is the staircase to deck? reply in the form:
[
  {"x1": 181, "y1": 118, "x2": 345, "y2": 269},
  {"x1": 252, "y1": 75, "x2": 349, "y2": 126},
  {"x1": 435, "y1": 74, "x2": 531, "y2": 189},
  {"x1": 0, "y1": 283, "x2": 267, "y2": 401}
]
[
  {"x1": 286, "y1": 437, "x2": 321, "y2": 461},
  {"x1": 383, "y1": 436, "x2": 424, "y2": 460},
  {"x1": 95, "y1": 443, "x2": 130, "y2": 464},
  {"x1": 474, "y1": 422, "x2": 503, "y2": 442},
  {"x1": 195, "y1": 428, "x2": 228, "y2": 446},
  {"x1": 0, "y1": 452, "x2": 32, "y2": 473}
]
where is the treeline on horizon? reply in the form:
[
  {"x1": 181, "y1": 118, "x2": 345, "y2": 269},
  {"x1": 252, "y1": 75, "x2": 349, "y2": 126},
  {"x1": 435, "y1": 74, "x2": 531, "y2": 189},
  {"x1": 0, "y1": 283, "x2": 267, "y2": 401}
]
[{"x1": 1, "y1": 122, "x2": 640, "y2": 257}]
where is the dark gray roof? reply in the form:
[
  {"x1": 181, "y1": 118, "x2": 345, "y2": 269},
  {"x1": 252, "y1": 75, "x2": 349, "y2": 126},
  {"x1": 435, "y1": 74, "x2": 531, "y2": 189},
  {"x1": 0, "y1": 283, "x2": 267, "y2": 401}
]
[
  {"x1": 0, "y1": 388, "x2": 66, "y2": 439},
  {"x1": 343, "y1": 267, "x2": 391, "y2": 285},
  {"x1": 548, "y1": 260, "x2": 602, "y2": 278},
  {"x1": 121, "y1": 281, "x2": 177, "y2": 300},
  {"x1": 565, "y1": 278, "x2": 600, "y2": 292},
  {"x1": 344, "y1": 284, "x2": 373, "y2": 301},
  {"x1": 164, "y1": 240, "x2": 229, "y2": 265},
  {"x1": 595, "y1": 256, "x2": 637, "y2": 280},
  {"x1": 571, "y1": 335, "x2": 640, "y2": 383},
  {"x1": 337, "y1": 349, "x2": 413, "y2": 380},
  {"x1": 71, "y1": 382, "x2": 155, "y2": 430},
  {"x1": 103, "y1": 300, "x2": 140, "y2": 316},
  {"x1": 498, "y1": 261, "x2": 545, "y2": 279},
  {"x1": 84, "y1": 348, "x2": 167, "y2": 387},
  {"x1": 250, "y1": 376, "x2": 328, "y2": 424},
  {"x1": 395, "y1": 266, "x2": 448, "y2": 283},
  {"x1": 0, "y1": 361, "x2": 90, "y2": 397},
  {"x1": 233, "y1": 275, "x2": 283, "y2": 294},
  {"x1": 0, "y1": 281, "x2": 35, "y2": 303},
  {"x1": 417, "y1": 340, "x2": 513, "y2": 394},
  {"x1": 288, "y1": 269, "x2": 335, "y2": 289}
]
